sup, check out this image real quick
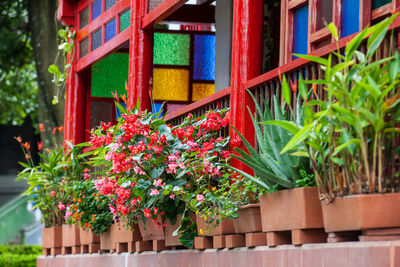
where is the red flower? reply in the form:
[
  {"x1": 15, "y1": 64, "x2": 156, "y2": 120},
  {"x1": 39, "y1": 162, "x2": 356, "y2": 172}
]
[
  {"x1": 39, "y1": 123, "x2": 45, "y2": 133},
  {"x1": 37, "y1": 142, "x2": 43, "y2": 151},
  {"x1": 22, "y1": 142, "x2": 30, "y2": 150}
]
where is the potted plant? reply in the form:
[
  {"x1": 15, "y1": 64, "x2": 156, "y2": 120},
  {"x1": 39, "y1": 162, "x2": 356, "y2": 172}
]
[
  {"x1": 87, "y1": 102, "x2": 232, "y2": 248},
  {"x1": 273, "y1": 14, "x2": 400, "y2": 235},
  {"x1": 15, "y1": 136, "x2": 79, "y2": 254},
  {"x1": 230, "y1": 91, "x2": 324, "y2": 243}
]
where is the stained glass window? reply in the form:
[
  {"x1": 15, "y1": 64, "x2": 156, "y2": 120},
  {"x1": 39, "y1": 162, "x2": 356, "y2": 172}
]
[
  {"x1": 152, "y1": 103, "x2": 163, "y2": 117},
  {"x1": 106, "y1": 0, "x2": 116, "y2": 11},
  {"x1": 120, "y1": 9, "x2": 131, "y2": 32},
  {"x1": 341, "y1": 0, "x2": 359, "y2": 38},
  {"x1": 79, "y1": 7, "x2": 89, "y2": 29},
  {"x1": 192, "y1": 83, "x2": 215, "y2": 101},
  {"x1": 79, "y1": 38, "x2": 89, "y2": 58},
  {"x1": 92, "y1": 0, "x2": 102, "y2": 21},
  {"x1": 148, "y1": 0, "x2": 164, "y2": 13},
  {"x1": 92, "y1": 28, "x2": 102, "y2": 51},
  {"x1": 105, "y1": 18, "x2": 116, "y2": 42},
  {"x1": 153, "y1": 33, "x2": 190, "y2": 65},
  {"x1": 90, "y1": 101, "x2": 113, "y2": 131},
  {"x1": 193, "y1": 34, "x2": 216, "y2": 80},
  {"x1": 372, "y1": 0, "x2": 391, "y2": 9},
  {"x1": 91, "y1": 53, "x2": 129, "y2": 98},
  {"x1": 293, "y1": 5, "x2": 309, "y2": 59},
  {"x1": 153, "y1": 68, "x2": 189, "y2": 101}
]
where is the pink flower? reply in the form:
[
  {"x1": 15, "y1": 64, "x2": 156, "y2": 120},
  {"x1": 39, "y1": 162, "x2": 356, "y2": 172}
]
[
  {"x1": 150, "y1": 189, "x2": 160, "y2": 196},
  {"x1": 134, "y1": 166, "x2": 145, "y2": 175},
  {"x1": 64, "y1": 210, "x2": 72, "y2": 221},
  {"x1": 166, "y1": 162, "x2": 178, "y2": 174},
  {"x1": 153, "y1": 179, "x2": 163, "y2": 187},
  {"x1": 169, "y1": 194, "x2": 175, "y2": 199},
  {"x1": 50, "y1": 191, "x2": 56, "y2": 197},
  {"x1": 61, "y1": 179, "x2": 65, "y2": 184},
  {"x1": 58, "y1": 202, "x2": 66, "y2": 211},
  {"x1": 168, "y1": 154, "x2": 179, "y2": 161},
  {"x1": 83, "y1": 172, "x2": 91, "y2": 179},
  {"x1": 196, "y1": 194, "x2": 205, "y2": 202}
]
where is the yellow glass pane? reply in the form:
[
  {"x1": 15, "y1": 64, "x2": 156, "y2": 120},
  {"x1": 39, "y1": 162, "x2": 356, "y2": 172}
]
[
  {"x1": 192, "y1": 83, "x2": 214, "y2": 101},
  {"x1": 153, "y1": 68, "x2": 189, "y2": 101}
]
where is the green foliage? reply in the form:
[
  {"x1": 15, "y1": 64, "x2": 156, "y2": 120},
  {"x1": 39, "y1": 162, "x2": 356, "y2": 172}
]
[
  {"x1": 279, "y1": 14, "x2": 400, "y2": 200},
  {"x1": 0, "y1": 245, "x2": 42, "y2": 267},
  {"x1": 230, "y1": 90, "x2": 312, "y2": 191},
  {"x1": 0, "y1": 0, "x2": 38, "y2": 125},
  {"x1": 16, "y1": 138, "x2": 86, "y2": 227}
]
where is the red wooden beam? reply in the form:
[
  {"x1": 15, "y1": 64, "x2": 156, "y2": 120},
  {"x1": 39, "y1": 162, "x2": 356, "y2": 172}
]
[
  {"x1": 141, "y1": 0, "x2": 189, "y2": 30},
  {"x1": 57, "y1": 0, "x2": 75, "y2": 26},
  {"x1": 230, "y1": 0, "x2": 264, "y2": 171},
  {"x1": 128, "y1": 0, "x2": 153, "y2": 112},
  {"x1": 76, "y1": 0, "x2": 130, "y2": 41},
  {"x1": 76, "y1": 28, "x2": 131, "y2": 72},
  {"x1": 165, "y1": 87, "x2": 230, "y2": 121}
]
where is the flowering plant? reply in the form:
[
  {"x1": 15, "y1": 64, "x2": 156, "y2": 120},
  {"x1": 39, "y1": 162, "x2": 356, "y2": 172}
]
[
  {"x1": 87, "y1": 103, "x2": 232, "y2": 246},
  {"x1": 16, "y1": 138, "x2": 85, "y2": 227},
  {"x1": 63, "y1": 175, "x2": 113, "y2": 234}
]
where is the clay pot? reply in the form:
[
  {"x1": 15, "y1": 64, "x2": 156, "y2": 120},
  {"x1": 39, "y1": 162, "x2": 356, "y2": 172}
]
[
  {"x1": 196, "y1": 214, "x2": 235, "y2": 236},
  {"x1": 164, "y1": 213, "x2": 196, "y2": 246},
  {"x1": 233, "y1": 204, "x2": 262, "y2": 234},
  {"x1": 259, "y1": 187, "x2": 323, "y2": 232},
  {"x1": 79, "y1": 227, "x2": 100, "y2": 245},
  {"x1": 138, "y1": 216, "x2": 165, "y2": 241},
  {"x1": 42, "y1": 226, "x2": 62, "y2": 249},
  {"x1": 62, "y1": 224, "x2": 80, "y2": 247},
  {"x1": 100, "y1": 227, "x2": 114, "y2": 251},
  {"x1": 111, "y1": 222, "x2": 142, "y2": 243},
  {"x1": 322, "y1": 193, "x2": 400, "y2": 232}
]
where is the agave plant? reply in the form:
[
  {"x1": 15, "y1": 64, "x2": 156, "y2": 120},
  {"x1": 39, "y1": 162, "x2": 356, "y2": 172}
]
[{"x1": 230, "y1": 90, "x2": 312, "y2": 191}]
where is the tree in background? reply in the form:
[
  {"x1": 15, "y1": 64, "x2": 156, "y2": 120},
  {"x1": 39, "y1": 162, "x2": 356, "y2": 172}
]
[{"x1": 0, "y1": 0, "x2": 65, "y2": 148}]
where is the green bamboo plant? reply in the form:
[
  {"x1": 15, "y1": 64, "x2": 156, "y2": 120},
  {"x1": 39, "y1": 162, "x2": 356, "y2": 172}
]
[
  {"x1": 265, "y1": 13, "x2": 400, "y2": 201},
  {"x1": 229, "y1": 90, "x2": 313, "y2": 191}
]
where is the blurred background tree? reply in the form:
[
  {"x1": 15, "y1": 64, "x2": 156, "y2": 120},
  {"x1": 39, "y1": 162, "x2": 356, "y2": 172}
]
[{"x1": 0, "y1": 0, "x2": 64, "y2": 148}]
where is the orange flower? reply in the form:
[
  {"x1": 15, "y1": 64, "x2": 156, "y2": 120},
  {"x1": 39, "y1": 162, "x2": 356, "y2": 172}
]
[
  {"x1": 51, "y1": 128, "x2": 57, "y2": 135},
  {"x1": 39, "y1": 123, "x2": 45, "y2": 133},
  {"x1": 37, "y1": 142, "x2": 43, "y2": 151},
  {"x1": 58, "y1": 126, "x2": 64, "y2": 132},
  {"x1": 289, "y1": 79, "x2": 297, "y2": 93},
  {"x1": 78, "y1": 198, "x2": 82, "y2": 203},
  {"x1": 22, "y1": 142, "x2": 30, "y2": 150},
  {"x1": 25, "y1": 154, "x2": 31, "y2": 160},
  {"x1": 14, "y1": 136, "x2": 22, "y2": 143},
  {"x1": 121, "y1": 94, "x2": 127, "y2": 104},
  {"x1": 312, "y1": 84, "x2": 317, "y2": 96}
]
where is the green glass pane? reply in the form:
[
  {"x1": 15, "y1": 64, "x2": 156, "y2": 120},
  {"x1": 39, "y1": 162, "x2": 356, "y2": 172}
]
[
  {"x1": 372, "y1": 0, "x2": 391, "y2": 9},
  {"x1": 79, "y1": 7, "x2": 89, "y2": 29},
  {"x1": 153, "y1": 33, "x2": 190, "y2": 65},
  {"x1": 91, "y1": 53, "x2": 129, "y2": 98},
  {"x1": 120, "y1": 9, "x2": 131, "y2": 32}
]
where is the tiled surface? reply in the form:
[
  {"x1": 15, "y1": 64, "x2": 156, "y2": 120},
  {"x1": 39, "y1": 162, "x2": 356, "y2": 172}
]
[{"x1": 38, "y1": 241, "x2": 400, "y2": 267}]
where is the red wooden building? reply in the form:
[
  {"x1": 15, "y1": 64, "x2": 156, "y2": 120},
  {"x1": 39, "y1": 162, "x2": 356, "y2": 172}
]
[{"x1": 57, "y1": 0, "x2": 400, "y2": 164}]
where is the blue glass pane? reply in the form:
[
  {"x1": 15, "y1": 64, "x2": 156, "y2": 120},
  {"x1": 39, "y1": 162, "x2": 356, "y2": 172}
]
[
  {"x1": 193, "y1": 34, "x2": 215, "y2": 81},
  {"x1": 105, "y1": 18, "x2": 116, "y2": 42},
  {"x1": 92, "y1": 0, "x2": 102, "y2": 21},
  {"x1": 106, "y1": 0, "x2": 116, "y2": 10},
  {"x1": 92, "y1": 29, "x2": 102, "y2": 51},
  {"x1": 341, "y1": 0, "x2": 359, "y2": 38},
  {"x1": 292, "y1": 4, "x2": 309, "y2": 59},
  {"x1": 116, "y1": 102, "x2": 126, "y2": 119},
  {"x1": 152, "y1": 103, "x2": 163, "y2": 118}
]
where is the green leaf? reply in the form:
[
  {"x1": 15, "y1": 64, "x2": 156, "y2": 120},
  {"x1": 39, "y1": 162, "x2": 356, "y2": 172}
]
[
  {"x1": 282, "y1": 75, "x2": 291, "y2": 105},
  {"x1": 389, "y1": 51, "x2": 400, "y2": 81},
  {"x1": 261, "y1": 120, "x2": 299, "y2": 135},
  {"x1": 327, "y1": 23, "x2": 339, "y2": 41},
  {"x1": 289, "y1": 151, "x2": 309, "y2": 157},
  {"x1": 293, "y1": 54, "x2": 328, "y2": 65},
  {"x1": 332, "y1": 139, "x2": 360, "y2": 156},
  {"x1": 280, "y1": 123, "x2": 314, "y2": 154}
]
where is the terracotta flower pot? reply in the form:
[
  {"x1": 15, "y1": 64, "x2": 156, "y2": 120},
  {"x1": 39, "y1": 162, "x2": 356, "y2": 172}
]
[
  {"x1": 62, "y1": 224, "x2": 80, "y2": 247},
  {"x1": 42, "y1": 226, "x2": 62, "y2": 249},
  {"x1": 322, "y1": 193, "x2": 400, "y2": 232},
  {"x1": 138, "y1": 215, "x2": 165, "y2": 241},
  {"x1": 80, "y1": 227, "x2": 100, "y2": 245},
  {"x1": 233, "y1": 204, "x2": 262, "y2": 234},
  {"x1": 111, "y1": 222, "x2": 142, "y2": 243},
  {"x1": 196, "y1": 214, "x2": 235, "y2": 236},
  {"x1": 259, "y1": 187, "x2": 324, "y2": 232},
  {"x1": 164, "y1": 213, "x2": 196, "y2": 246},
  {"x1": 100, "y1": 227, "x2": 114, "y2": 251}
]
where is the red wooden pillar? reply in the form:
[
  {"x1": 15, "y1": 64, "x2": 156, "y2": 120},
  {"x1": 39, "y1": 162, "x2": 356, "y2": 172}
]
[
  {"x1": 230, "y1": 0, "x2": 264, "y2": 170},
  {"x1": 64, "y1": 47, "x2": 86, "y2": 145},
  {"x1": 128, "y1": 0, "x2": 153, "y2": 112}
]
